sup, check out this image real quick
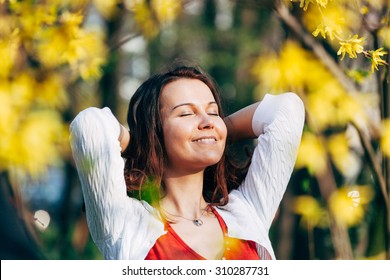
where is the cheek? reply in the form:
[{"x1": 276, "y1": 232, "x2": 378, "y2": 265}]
[
  {"x1": 217, "y1": 120, "x2": 228, "y2": 141},
  {"x1": 162, "y1": 130, "x2": 176, "y2": 163},
  {"x1": 163, "y1": 122, "x2": 186, "y2": 143},
  {"x1": 162, "y1": 122, "x2": 190, "y2": 157}
]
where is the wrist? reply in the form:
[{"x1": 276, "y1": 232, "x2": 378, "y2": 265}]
[
  {"x1": 118, "y1": 123, "x2": 130, "y2": 153},
  {"x1": 224, "y1": 116, "x2": 235, "y2": 143},
  {"x1": 118, "y1": 123, "x2": 125, "y2": 142}
]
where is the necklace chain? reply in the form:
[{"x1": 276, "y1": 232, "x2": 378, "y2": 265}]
[{"x1": 160, "y1": 205, "x2": 209, "y2": 227}]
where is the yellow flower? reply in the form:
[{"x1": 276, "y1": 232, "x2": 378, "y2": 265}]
[
  {"x1": 36, "y1": 28, "x2": 69, "y2": 68},
  {"x1": 336, "y1": 94, "x2": 367, "y2": 126},
  {"x1": 347, "y1": 69, "x2": 369, "y2": 84},
  {"x1": 294, "y1": 195, "x2": 329, "y2": 227},
  {"x1": 312, "y1": 24, "x2": 326, "y2": 38},
  {"x1": 380, "y1": 119, "x2": 390, "y2": 157},
  {"x1": 252, "y1": 40, "x2": 324, "y2": 95},
  {"x1": 306, "y1": 80, "x2": 346, "y2": 130},
  {"x1": 315, "y1": 0, "x2": 329, "y2": 8},
  {"x1": 10, "y1": 1, "x2": 57, "y2": 40},
  {"x1": 126, "y1": 0, "x2": 160, "y2": 38},
  {"x1": 35, "y1": 13, "x2": 107, "y2": 79},
  {"x1": 304, "y1": 1, "x2": 359, "y2": 47},
  {"x1": 312, "y1": 23, "x2": 341, "y2": 40},
  {"x1": 93, "y1": 0, "x2": 119, "y2": 19},
  {"x1": 329, "y1": 186, "x2": 374, "y2": 227},
  {"x1": 35, "y1": 11, "x2": 85, "y2": 68},
  {"x1": 0, "y1": 87, "x2": 17, "y2": 135},
  {"x1": 66, "y1": 32, "x2": 107, "y2": 80},
  {"x1": 295, "y1": 132, "x2": 328, "y2": 175},
  {"x1": 125, "y1": 0, "x2": 181, "y2": 38},
  {"x1": 0, "y1": 29, "x2": 20, "y2": 78},
  {"x1": 379, "y1": 27, "x2": 390, "y2": 48},
  {"x1": 0, "y1": 72, "x2": 36, "y2": 117},
  {"x1": 14, "y1": 110, "x2": 66, "y2": 176},
  {"x1": 60, "y1": 11, "x2": 84, "y2": 38},
  {"x1": 327, "y1": 132, "x2": 361, "y2": 179},
  {"x1": 279, "y1": 41, "x2": 313, "y2": 89},
  {"x1": 337, "y1": 35, "x2": 365, "y2": 60},
  {"x1": 299, "y1": 0, "x2": 316, "y2": 11},
  {"x1": 152, "y1": 0, "x2": 181, "y2": 24},
  {"x1": 78, "y1": 56, "x2": 106, "y2": 80},
  {"x1": 35, "y1": 74, "x2": 69, "y2": 109},
  {"x1": 0, "y1": 14, "x2": 16, "y2": 36},
  {"x1": 360, "y1": 6, "x2": 369, "y2": 15},
  {"x1": 252, "y1": 53, "x2": 285, "y2": 94},
  {"x1": 306, "y1": 93, "x2": 336, "y2": 130},
  {"x1": 369, "y1": 48, "x2": 387, "y2": 72}
]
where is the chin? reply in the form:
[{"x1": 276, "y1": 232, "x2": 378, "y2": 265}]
[{"x1": 199, "y1": 154, "x2": 223, "y2": 167}]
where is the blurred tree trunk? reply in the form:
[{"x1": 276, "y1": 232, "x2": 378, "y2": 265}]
[
  {"x1": 58, "y1": 159, "x2": 80, "y2": 258},
  {"x1": 0, "y1": 172, "x2": 42, "y2": 259},
  {"x1": 100, "y1": 11, "x2": 125, "y2": 112},
  {"x1": 385, "y1": 61, "x2": 390, "y2": 259},
  {"x1": 274, "y1": 185, "x2": 295, "y2": 259}
]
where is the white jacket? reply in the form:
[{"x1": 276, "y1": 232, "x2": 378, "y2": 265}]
[{"x1": 70, "y1": 92, "x2": 305, "y2": 260}]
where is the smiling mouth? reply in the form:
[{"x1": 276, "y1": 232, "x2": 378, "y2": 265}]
[{"x1": 193, "y1": 137, "x2": 217, "y2": 143}]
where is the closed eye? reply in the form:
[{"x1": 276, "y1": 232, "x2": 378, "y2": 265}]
[{"x1": 179, "y1": 113, "x2": 194, "y2": 117}]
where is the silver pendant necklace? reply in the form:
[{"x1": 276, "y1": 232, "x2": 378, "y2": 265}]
[
  {"x1": 192, "y1": 216, "x2": 204, "y2": 226},
  {"x1": 161, "y1": 205, "x2": 209, "y2": 227},
  {"x1": 193, "y1": 219, "x2": 203, "y2": 226}
]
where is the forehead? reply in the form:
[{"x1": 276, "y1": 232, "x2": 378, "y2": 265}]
[{"x1": 160, "y1": 78, "x2": 216, "y2": 107}]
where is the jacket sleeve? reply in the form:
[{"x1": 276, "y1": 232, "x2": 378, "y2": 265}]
[
  {"x1": 69, "y1": 107, "x2": 130, "y2": 242},
  {"x1": 69, "y1": 107, "x2": 166, "y2": 260},
  {"x1": 238, "y1": 92, "x2": 305, "y2": 230}
]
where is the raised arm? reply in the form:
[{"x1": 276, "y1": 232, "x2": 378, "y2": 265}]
[
  {"x1": 70, "y1": 108, "x2": 165, "y2": 259},
  {"x1": 236, "y1": 92, "x2": 305, "y2": 229},
  {"x1": 224, "y1": 102, "x2": 260, "y2": 142},
  {"x1": 70, "y1": 108, "x2": 129, "y2": 242}
]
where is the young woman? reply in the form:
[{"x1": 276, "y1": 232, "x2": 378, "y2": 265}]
[{"x1": 70, "y1": 65, "x2": 305, "y2": 260}]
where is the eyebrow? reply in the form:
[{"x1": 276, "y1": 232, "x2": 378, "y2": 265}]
[{"x1": 171, "y1": 101, "x2": 218, "y2": 111}]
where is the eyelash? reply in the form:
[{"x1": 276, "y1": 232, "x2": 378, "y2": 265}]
[{"x1": 179, "y1": 112, "x2": 219, "y2": 117}]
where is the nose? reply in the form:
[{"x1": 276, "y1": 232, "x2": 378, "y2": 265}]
[{"x1": 198, "y1": 113, "x2": 214, "y2": 130}]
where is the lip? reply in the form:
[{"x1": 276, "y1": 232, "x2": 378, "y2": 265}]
[{"x1": 192, "y1": 136, "x2": 217, "y2": 143}]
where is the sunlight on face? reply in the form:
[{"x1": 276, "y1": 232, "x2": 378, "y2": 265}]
[{"x1": 160, "y1": 78, "x2": 227, "y2": 174}]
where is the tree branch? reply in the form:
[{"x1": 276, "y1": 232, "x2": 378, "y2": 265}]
[
  {"x1": 273, "y1": 0, "x2": 390, "y2": 259},
  {"x1": 274, "y1": 0, "x2": 389, "y2": 208},
  {"x1": 353, "y1": 123, "x2": 388, "y2": 208},
  {"x1": 273, "y1": 1, "x2": 358, "y2": 94},
  {"x1": 315, "y1": 154, "x2": 354, "y2": 259}
]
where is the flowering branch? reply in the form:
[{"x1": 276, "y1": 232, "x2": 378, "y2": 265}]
[{"x1": 274, "y1": 1, "x2": 358, "y2": 93}]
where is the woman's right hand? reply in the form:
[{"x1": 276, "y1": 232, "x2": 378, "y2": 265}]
[{"x1": 119, "y1": 124, "x2": 130, "y2": 153}]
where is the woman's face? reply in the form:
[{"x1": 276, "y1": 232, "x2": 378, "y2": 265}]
[{"x1": 159, "y1": 78, "x2": 227, "y2": 174}]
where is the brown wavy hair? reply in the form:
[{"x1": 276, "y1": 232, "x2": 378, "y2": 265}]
[{"x1": 122, "y1": 64, "x2": 248, "y2": 206}]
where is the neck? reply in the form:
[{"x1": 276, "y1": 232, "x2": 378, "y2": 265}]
[{"x1": 161, "y1": 170, "x2": 207, "y2": 218}]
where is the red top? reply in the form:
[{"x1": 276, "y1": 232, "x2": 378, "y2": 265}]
[{"x1": 145, "y1": 206, "x2": 269, "y2": 260}]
